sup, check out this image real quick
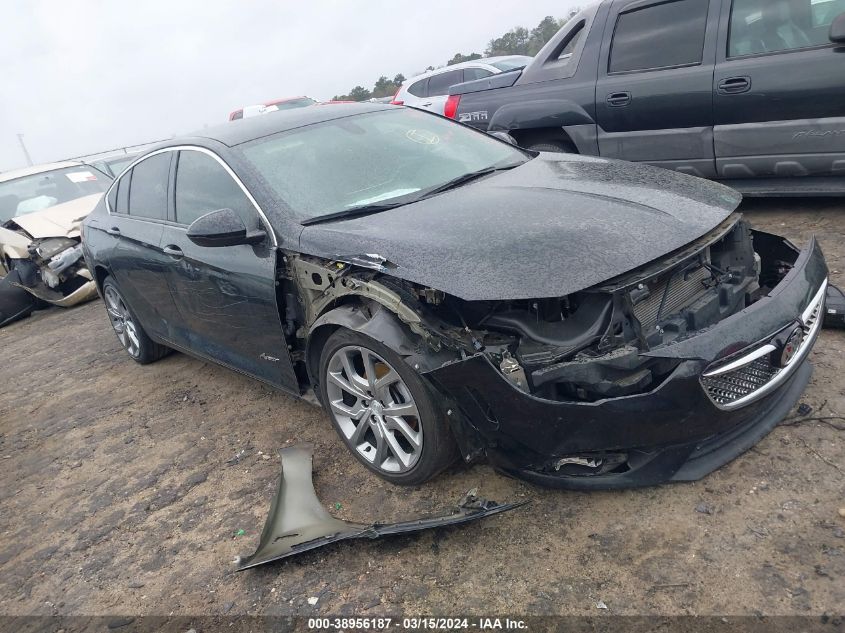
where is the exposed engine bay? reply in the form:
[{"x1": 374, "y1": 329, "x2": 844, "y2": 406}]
[{"x1": 284, "y1": 214, "x2": 784, "y2": 406}]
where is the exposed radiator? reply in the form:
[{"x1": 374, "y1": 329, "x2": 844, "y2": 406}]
[{"x1": 632, "y1": 265, "x2": 712, "y2": 331}]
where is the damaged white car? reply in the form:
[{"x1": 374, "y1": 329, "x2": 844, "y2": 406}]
[{"x1": 0, "y1": 162, "x2": 110, "y2": 324}]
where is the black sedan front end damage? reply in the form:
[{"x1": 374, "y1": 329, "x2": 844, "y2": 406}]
[
  {"x1": 421, "y1": 220, "x2": 828, "y2": 489},
  {"x1": 81, "y1": 106, "x2": 832, "y2": 489}
]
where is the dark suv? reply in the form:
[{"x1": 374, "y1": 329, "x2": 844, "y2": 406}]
[{"x1": 448, "y1": 0, "x2": 845, "y2": 195}]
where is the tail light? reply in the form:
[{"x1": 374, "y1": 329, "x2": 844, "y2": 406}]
[
  {"x1": 389, "y1": 86, "x2": 404, "y2": 106},
  {"x1": 444, "y1": 94, "x2": 461, "y2": 119}
]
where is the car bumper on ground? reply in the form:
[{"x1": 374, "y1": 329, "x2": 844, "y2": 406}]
[{"x1": 426, "y1": 235, "x2": 828, "y2": 489}]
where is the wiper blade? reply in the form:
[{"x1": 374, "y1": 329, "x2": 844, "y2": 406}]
[
  {"x1": 422, "y1": 167, "x2": 498, "y2": 197},
  {"x1": 419, "y1": 163, "x2": 521, "y2": 199},
  {"x1": 301, "y1": 201, "x2": 410, "y2": 226}
]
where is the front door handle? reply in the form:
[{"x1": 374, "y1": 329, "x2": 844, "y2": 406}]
[
  {"x1": 606, "y1": 91, "x2": 632, "y2": 107},
  {"x1": 163, "y1": 245, "x2": 184, "y2": 259},
  {"x1": 106, "y1": 227, "x2": 121, "y2": 236},
  {"x1": 718, "y1": 76, "x2": 751, "y2": 94}
]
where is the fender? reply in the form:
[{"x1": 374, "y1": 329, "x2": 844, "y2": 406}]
[{"x1": 488, "y1": 98, "x2": 594, "y2": 134}]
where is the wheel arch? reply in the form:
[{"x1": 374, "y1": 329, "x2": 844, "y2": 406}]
[
  {"x1": 93, "y1": 265, "x2": 111, "y2": 294},
  {"x1": 305, "y1": 302, "x2": 454, "y2": 397},
  {"x1": 488, "y1": 99, "x2": 596, "y2": 154}
]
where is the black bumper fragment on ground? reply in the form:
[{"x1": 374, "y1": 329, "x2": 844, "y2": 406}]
[{"x1": 0, "y1": 270, "x2": 39, "y2": 328}]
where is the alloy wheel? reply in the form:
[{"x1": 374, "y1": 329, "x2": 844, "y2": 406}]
[
  {"x1": 104, "y1": 285, "x2": 141, "y2": 358},
  {"x1": 325, "y1": 345, "x2": 423, "y2": 473}
]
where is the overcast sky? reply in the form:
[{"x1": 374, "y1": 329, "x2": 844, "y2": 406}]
[{"x1": 0, "y1": 0, "x2": 581, "y2": 171}]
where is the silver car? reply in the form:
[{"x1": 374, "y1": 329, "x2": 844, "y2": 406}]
[{"x1": 391, "y1": 56, "x2": 532, "y2": 116}]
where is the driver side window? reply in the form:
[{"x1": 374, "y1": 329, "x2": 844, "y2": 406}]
[{"x1": 174, "y1": 150, "x2": 258, "y2": 228}]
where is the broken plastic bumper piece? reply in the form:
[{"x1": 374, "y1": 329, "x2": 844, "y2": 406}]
[{"x1": 237, "y1": 443, "x2": 527, "y2": 570}]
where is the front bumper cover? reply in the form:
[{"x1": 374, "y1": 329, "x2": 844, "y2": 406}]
[{"x1": 426, "y1": 235, "x2": 828, "y2": 489}]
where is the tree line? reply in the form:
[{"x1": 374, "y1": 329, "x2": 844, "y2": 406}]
[{"x1": 332, "y1": 10, "x2": 579, "y2": 101}]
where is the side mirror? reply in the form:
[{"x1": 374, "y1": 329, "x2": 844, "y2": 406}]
[
  {"x1": 831, "y1": 12, "x2": 845, "y2": 44},
  {"x1": 187, "y1": 208, "x2": 266, "y2": 247},
  {"x1": 489, "y1": 131, "x2": 518, "y2": 146}
]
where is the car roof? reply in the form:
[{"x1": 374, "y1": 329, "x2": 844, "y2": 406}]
[
  {"x1": 170, "y1": 102, "x2": 392, "y2": 148},
  {"x1": 0, "y1": 161, "x2": 86, "y2": 183}
]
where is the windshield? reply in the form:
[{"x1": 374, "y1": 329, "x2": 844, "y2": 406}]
[
  {"x1": 241, "y1": 108, "x2": 527, "y2": 221},
  {"x1": 0, "y1": 166, "x2": 110, "y2": 223},
  {"x1": 489, "y1": 56, "x2": 533, "y2": 71}
]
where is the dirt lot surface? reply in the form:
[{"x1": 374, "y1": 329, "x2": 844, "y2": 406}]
[{"x1": 0, "y1": 199, "x2": 843, "y2": 619}]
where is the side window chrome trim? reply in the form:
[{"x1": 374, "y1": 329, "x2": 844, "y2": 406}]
[{"x1": 104, "y1": 145, "x2": 278, "y2": 247}]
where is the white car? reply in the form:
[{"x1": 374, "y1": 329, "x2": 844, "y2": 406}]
[
  {"x1": 391, "y1": 56, "x2": 532, "y2": 116},
  {"x1": 0, "y1": 161, "x2": 109, "y2": 310}
]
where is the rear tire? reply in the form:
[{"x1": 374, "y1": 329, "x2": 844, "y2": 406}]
[
  {"x1": 526, "y1": 139, "x2": 577, "y2": 154},
  {"x1": 318, "y1": 328, "x2": 459, "y2": 486},
  {"x1": 101, "y1": 276, "x2": 170, "y2": 365}
]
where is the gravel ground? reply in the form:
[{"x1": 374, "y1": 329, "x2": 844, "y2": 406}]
[{"x1": 0, "y1": 198, "x2": 843, "y2": 618}]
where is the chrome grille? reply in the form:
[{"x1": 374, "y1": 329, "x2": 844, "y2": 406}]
[
  {"x1": 632, "y1": 266, "x2": 711, "y2": 331},
  {"x1": 702, "y1": 356, "x2": 781, "y2": 406},
  {"x1": 700, "y1": 280, "x2": 827, "y2": 410}
]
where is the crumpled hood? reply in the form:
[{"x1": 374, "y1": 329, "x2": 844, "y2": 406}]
[
  {"x1": 298, "y1": 154, "x2": 742, "y2": 301},
  {"x1": 6, "y1": 193, "x2": 102, "y2": 239}
]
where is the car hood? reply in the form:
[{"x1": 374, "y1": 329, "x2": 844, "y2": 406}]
[
  {"x1": 5, "y1": 193, "x2": 103, "y2": 239},
  {"x1": 297, "y1": 154, "x2": 742, "y2": 301}
]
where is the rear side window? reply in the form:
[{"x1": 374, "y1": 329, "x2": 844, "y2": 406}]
[
  {"x1": 115, "y1": 173, "x2": 130, "y2": 214},
  {"x1": 107, "y1": 183, "x2": 118, "y2": 212},
  {"x1": 554, "y1": 21, "x2": 585, "y2": 62},
  {"x1": 127, "y1": 154, "x2": 170, "y2": 220},
  {"x1": 407, "y1": 78, "x2": 428, "y2": 97},
  {"x1": 729, "y1": 0, "x2": 843, "y2": 57},
  {"x1": 427, "y1": 69, "x2": 463, "y2": 97},
  {"x1": 174, "y1": 151, "x2": 257, "y2": 227},
  {"x1": 464, "y1": 68, "x2": 493, "y2": 81},
  {"x1": 609, "y1": 0, "x2": 709, "y2": 73}
]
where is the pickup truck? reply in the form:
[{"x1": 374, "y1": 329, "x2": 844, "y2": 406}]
[{"x1": 447, "y1": 0, "x2": 845, "y2": 195}]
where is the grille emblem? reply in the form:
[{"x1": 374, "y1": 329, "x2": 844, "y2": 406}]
[{"x1": 775, "y1": 327, "x2": 803, "y2": 368}]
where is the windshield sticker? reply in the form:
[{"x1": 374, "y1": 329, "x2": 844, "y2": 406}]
[{"x1": 66, "y1": 171, "x2": 98, "y2": 183}]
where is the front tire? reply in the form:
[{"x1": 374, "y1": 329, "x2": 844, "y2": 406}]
[
  {"x1": 318, "y1": 328, "x2": 458, "y2": 485},
  {"x1": 102, "y1": 276, "x2": 169, "y2": 365}
]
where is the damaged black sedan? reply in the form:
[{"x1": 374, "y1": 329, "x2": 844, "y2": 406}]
[{"x1": 81, "y1": 104, "x2": 828, "y2": 489}]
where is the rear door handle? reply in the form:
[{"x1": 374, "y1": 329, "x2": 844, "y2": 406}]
[
  {"x1": 718, "y1": 76, "x2": 751, "y2": 94},
  {"x1": 106, "y1": 227, "x2": 121, "y2": 236},
  {"x1": 163, "y1": 245, "x2": 184, "y2": 259},
  {"x1": 606, "y1": 91, "x2": 632, "y2": 107}
]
